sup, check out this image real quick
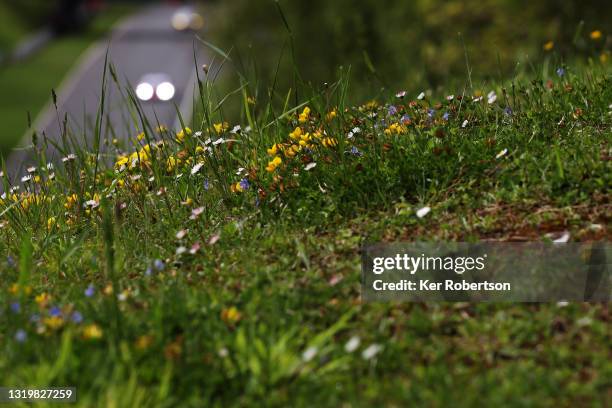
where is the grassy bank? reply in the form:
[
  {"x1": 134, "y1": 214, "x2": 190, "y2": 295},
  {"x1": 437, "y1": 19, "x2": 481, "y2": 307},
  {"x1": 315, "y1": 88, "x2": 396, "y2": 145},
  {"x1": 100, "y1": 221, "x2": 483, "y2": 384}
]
[{"x1": 0, "y1": 44, "x2": 610, "y2": 406}]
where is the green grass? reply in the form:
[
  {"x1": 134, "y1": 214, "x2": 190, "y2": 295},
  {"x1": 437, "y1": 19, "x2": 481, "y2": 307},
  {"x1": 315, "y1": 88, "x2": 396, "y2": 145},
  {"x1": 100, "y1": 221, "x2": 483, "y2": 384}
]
[
  {"x1": 0, "y1": 40, "x2": 610, "y2": 406},
  {"x1": 0, "y1": 4, "x2": 136, "y2": 155},
  {"x1": 0, "y1": 3, "x2": 29, "y2": 52}
]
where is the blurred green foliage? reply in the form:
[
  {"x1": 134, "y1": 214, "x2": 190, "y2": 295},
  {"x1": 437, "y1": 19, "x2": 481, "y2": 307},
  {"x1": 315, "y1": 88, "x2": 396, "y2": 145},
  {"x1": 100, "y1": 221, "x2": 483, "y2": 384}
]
[{"x1": 211, "y1": 0, "x2": 611, "y2": 99}]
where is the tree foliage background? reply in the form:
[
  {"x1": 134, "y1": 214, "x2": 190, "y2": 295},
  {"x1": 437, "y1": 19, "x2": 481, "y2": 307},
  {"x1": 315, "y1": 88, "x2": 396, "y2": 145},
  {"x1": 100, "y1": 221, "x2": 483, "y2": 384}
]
[{"x1": 210, "y1": 0, "x2": 611, "y2": 98}]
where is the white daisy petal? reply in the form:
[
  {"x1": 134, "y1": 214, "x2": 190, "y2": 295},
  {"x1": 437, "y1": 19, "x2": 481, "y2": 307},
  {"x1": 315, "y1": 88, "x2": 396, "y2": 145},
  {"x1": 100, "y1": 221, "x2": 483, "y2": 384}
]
[
  {"x1": 304, "y1": 162, "x2": 317, "y2": 171},
  {"x1": 416, "y1": 206, "x2": 431, "y2": 218}
]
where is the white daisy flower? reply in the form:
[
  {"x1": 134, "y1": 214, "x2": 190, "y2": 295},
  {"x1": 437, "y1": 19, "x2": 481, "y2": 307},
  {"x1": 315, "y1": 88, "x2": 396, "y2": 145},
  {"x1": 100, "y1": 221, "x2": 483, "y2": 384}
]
[
  {"x1": 495, "y1": 148, "x2": 508, "y2": 159},
  {"x1": 487, "y1": 91, "x2": 497, "y2": 104},
  {"x1": 362, "y1": 344, "x2": 382, "y2": 360},
  {"x1": 417, "y1": 92, "x2": 425, "y2": 100},
  {"x1": 344, "y1": 336, "x2": 361, "y2": 353},
  {"x1": 304, "y1": 162, "x2": 317, "y2": 171},
  {"x1": 553, "y1": 231, "x2": 570, "y2": 243},
  {"x1": 416, "y1": 206, "x2": 431, "y2": 218},
  {"x1": 191, "y1": 162, "x2": 204, "y2": 175},
  {"x1": 302, "y1": 346, "x2": 318, "y2": 362}
]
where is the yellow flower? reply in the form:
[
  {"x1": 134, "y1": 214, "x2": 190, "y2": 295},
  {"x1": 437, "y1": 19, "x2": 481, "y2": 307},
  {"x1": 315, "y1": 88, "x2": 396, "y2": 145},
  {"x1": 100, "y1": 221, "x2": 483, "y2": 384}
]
[
  {"x1": 285, "y1": 144, "x2": 300, "y2": 158},
  {"x1": 213, "y1": 122, "x2": 229, "y2": 134},
  {"x1": 590, "y1": 30, "x2": 602, "y2": 40},
  {"x1": 266, "y1": 156, "x2": 282, "y2": 172},
  {"x1": 83, "y1": 324, "x2": 103, "y2": 340},
  {"x1": 64, "y1": 194, "x2": 78, "y2": 210},
  {"x1": 221, "y1": 306, "x2": 242, "y2": 324},
  {"x1": 326, "y1": 109, "x2": 337, "y2": 121},
  {"x1": 9, "y1": 283, "x2": 32, "y2": 295},
  {"x1": 103, "y1": 284, "x2": 113, "y2": 296},
  {"x1": 115, "y1": 155, "x2": 129, "y2": 170},
  {"x1": 35, "y1": 293, "x2": 51, "y2": 306},
  {"x1": 322, "y1": 137, "x2": 338, "y2": 147},
  {"x1": 47, "y1": 217, "x2": 56, "y2": 230},
  {"x1": 384, "y1": 123, "x2": 406, "y2": 135},
  {"x1": 136, "y1": 132, "x2": 145, "y2": 141},
  {"x1": 176, "y1": 127, "x2": 192, "y2": 143},
  {"x1": 543, "y1": 41, "x2": 554, "y2": 51},
  {"x1": 601, "y1": 52, "x2": 609, "y2": 63},
  {"x1": 298, "y1": 106, "x2": 310, "y2": 123},
  {"x1": 135, "y1": 335, "x2": 153, "y2": 350},
  {"x1": 195, "y1": 145, "x2": 205, "y2": 154},
  {"x1": 289, "y1": 127, "x2": 303, "y2": 140},
  {"x1": 267, "y1": 143, "x2": 279, "y2": 156},
  {"x1": 43, "y1": 316, "x2": 64, "y2": 330},
  {"x1": 182, "y1": 197, "x2": 193, "y2": 206},
  {"x1": 166, "y1": 156, "x2": 178, "y2": 172}
]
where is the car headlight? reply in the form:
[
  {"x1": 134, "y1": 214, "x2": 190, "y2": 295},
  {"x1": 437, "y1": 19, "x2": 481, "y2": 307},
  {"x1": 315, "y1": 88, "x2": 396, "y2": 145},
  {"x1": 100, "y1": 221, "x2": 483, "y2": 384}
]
[
  {"x1": 135, "y1": 82, "x2": 154, "y2": 101},
  {"x1": 156, "y1": 82, "x2": 175, "y2": 101},
  {"x1": 172, "y1": 12, "x2": 191, "y2": 31}
]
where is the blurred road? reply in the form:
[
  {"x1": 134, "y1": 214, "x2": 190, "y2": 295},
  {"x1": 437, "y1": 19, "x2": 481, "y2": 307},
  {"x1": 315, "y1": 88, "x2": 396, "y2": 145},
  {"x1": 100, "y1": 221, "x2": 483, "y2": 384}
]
[{"x1": 5, "y1": 4, "x2": 205, "y2": 182}]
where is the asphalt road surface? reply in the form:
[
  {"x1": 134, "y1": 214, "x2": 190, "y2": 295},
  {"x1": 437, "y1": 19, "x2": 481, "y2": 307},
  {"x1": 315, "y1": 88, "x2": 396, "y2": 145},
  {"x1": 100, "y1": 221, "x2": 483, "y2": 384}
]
[{"x1": 5, "y1": 4, "x2": 205, "y2": 182}]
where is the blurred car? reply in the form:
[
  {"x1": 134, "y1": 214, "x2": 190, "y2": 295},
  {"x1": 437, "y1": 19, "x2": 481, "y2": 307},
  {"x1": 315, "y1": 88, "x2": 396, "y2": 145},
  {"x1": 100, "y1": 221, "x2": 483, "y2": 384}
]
[
  {"x1": 171, "y1": 6, "x2": 204, "y2": 31},
  {"x1": 135, "y1": 73, "x2": 176, "y2": 102}
]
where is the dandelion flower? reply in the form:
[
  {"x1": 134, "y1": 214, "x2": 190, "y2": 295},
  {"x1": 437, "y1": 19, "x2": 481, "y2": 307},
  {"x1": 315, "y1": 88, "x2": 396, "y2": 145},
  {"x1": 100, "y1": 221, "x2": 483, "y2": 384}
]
[{"x1": 543, "y1": 41, "x2": 554, "y2": 51}]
